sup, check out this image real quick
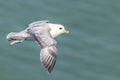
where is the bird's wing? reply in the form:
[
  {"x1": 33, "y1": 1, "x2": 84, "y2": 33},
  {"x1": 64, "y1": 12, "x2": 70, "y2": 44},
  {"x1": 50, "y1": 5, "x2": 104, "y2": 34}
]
[
  {"x1": 27, "y1": 23, "x2": 57, "y2": 73},
  {"x1": 28, "y1": 20, "x2": 49, "y2": 29},
  {"x1": 40, "y1": 45, "x2": 57, "y2": 73}
]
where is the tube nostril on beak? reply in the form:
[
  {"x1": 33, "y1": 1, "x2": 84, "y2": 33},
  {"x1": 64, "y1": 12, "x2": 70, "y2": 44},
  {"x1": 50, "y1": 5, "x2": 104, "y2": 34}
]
[{"x1": 64, "y1": 30, "x2": 69, "y2": 34}]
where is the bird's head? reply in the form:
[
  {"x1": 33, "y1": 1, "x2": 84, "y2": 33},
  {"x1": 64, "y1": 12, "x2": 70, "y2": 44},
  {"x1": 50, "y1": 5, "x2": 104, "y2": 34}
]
[{"x1": 48, "y1": 23, "x2": 69, "y2": 38}]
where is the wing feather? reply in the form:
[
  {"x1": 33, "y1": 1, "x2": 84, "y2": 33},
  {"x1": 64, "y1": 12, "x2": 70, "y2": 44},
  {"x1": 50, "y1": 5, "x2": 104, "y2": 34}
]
[{"x1": 40, "y1": 46, "x2": 57, "y2": 73}]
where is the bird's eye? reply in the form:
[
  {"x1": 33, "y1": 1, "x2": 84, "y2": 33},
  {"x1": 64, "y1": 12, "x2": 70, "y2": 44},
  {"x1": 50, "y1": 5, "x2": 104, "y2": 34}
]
[{"x1": 59, "y1": 28, "x2": 63, "y2": 30}]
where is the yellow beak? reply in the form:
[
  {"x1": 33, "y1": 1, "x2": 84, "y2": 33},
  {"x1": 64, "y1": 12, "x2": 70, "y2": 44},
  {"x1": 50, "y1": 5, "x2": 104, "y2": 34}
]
[{"x1": 64, "y1": 30, "x2": 69, "y2": 34}]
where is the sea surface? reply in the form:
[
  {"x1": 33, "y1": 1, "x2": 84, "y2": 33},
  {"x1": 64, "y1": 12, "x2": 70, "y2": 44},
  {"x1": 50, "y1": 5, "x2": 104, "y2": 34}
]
[{"x1": 0, "y1": 0, "x2": 120, "y2": 80}]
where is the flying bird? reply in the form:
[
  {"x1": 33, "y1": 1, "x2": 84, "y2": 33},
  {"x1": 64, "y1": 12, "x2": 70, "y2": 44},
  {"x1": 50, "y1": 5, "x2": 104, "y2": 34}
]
[{"x1": 6, "y1": 20, "x2": 69, "y2": 73}]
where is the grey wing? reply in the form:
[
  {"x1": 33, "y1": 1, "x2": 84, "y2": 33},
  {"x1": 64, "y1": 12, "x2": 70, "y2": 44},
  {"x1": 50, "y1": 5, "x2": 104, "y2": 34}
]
[
  {"x1": 28, "y1": 20, "x2": 49, "y2": 29},
  {"x1": 40, "y1": 46, "x2": 57, "y2": 73},
  {"x1": 27, "y1": 25, "x2": 57, "y2": 73}
]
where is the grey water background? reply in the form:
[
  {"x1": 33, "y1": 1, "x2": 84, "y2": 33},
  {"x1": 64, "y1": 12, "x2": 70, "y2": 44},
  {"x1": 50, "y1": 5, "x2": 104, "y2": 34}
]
[{"x1": 0, "y1": 0, "x2": 120, "y2": 80}]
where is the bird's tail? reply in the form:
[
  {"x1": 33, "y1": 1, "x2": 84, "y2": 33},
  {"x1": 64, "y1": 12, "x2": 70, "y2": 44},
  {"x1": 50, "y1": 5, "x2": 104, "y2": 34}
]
[{"x1": 6, "y1": 32, "x2": 24, "y2": 45}]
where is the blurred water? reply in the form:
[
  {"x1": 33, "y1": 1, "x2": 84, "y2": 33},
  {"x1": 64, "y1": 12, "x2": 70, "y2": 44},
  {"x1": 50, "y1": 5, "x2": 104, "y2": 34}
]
[{"x1": 0, "y1": 0, "x2": 120, "y2": 80}]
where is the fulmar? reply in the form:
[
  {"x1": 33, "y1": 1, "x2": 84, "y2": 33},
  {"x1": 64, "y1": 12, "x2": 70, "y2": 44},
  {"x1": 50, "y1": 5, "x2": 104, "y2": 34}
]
[{"x1": 6, "y1": 20, "x2": 69, "y2": 73}]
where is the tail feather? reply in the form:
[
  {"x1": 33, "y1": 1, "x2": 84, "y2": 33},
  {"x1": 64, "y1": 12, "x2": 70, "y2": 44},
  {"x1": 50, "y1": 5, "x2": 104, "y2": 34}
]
[
  {"x1": 6, "y1": 32, "x2": 17, "y2": 41},
  {"x1": 6, "y1": 32, "x2": 24, "y2": 45}
]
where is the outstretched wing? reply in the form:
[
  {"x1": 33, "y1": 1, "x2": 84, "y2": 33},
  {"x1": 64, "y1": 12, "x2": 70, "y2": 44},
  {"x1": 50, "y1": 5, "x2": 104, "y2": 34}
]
[
  {"x1": 27, "y1": 22, "x2": 57, "y2": 73},
  {"x1": 29, "y1": 20, "x2": 49, "y2": 28},
  {"x1": 40, "y1": 46, "x2": 57, "y2": 73}
]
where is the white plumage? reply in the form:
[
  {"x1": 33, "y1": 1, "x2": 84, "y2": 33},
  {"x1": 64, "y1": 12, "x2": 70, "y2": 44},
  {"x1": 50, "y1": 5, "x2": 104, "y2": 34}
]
[{"x1": 6, "y1": 20, "x2": 69, "y2": 73}]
